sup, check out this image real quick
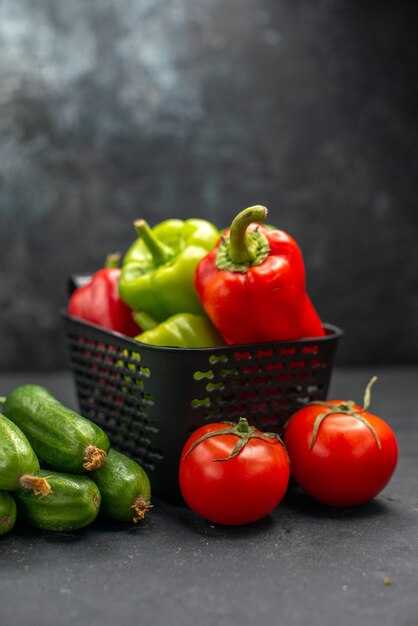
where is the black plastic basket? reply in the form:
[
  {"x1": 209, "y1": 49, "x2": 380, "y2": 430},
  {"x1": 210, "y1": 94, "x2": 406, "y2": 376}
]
[{"x1": 62, "y1": 307, "x2": 343, "y2": 501}]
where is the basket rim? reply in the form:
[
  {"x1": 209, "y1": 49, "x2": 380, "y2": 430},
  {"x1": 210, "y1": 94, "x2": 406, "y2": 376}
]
[{"x1": 61, "y1": 310, "x2": 343, "y2": 354}]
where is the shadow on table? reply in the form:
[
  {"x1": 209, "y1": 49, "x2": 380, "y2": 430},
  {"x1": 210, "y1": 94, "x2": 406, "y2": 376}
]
[
  {"x1": 283, "y1": 485, "x2": 391, "y2": 519},
  {"x1": 164, "y1": 500, "x2": 278, "y2": 539},
  {"x1": 7, "y1": 512, "x2": 153, "y2": 543},
  {"x1": 5, "y1": 489, "x2": 392, "y2": 550},
  {"x1": 10, "y1": 519, "x2": 91, "y2": 543}
]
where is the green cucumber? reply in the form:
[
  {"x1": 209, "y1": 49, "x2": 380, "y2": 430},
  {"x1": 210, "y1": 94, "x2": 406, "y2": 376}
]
[
  {"x1": 92, "y1": 449, "x2": 152, "y2": 522},
  {"x1": 0, "y1": 492, "x2": 17, "y2": 536},
  {"x1": 2, "y1": 385, "x2": 110, "y2": 473},
  {"x1": 0, "y1": 413, "x2": 52, "y2": 496},
  {"x1": 16, "y1": 470, "x2": 101, "y2": 531}
]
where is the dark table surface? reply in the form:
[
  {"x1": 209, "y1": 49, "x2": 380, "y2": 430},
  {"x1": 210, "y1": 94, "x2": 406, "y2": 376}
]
[{"x1": 1, "y1": 367, "x2": 417, "y2": 626}]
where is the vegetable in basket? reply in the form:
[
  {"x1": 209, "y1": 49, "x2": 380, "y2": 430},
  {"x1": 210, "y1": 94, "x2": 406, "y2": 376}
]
[
  {"x1": 133, "y1": 311, "x2": 224, "y2": 348},
  {"x1": 119, "y1": 217, "x2": 220, "y2": 322},
  {"x1": 2, "y1": 385, "x2": 109, "y2": 473},
  {"x1": 68, "y1": 253, "x2": 141, "y2": 337},
  {"x1": 195, "y1": 206, "x2": 325, "y2": 344}
]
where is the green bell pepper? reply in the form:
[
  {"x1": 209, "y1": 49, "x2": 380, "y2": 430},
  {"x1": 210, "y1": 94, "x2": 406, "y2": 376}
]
[
  {"x1": 119, "y1": 218, "x2": 220, "y2": 322},
  {"x1": 134, "y1": 312, "x2": 224, "y2": 348}
]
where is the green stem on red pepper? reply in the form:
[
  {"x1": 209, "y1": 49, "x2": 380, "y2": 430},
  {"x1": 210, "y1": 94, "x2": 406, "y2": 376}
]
[
  {"x1": 195, "y1": 205, "x2": 325, "y2": 343},
  {"x1": 216, "y1": 206, "x2": 271, "y2": 272}
]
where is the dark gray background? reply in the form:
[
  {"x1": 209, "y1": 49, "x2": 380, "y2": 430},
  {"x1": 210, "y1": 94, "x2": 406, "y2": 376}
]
[{"x1": 0, "y1": 0, "x2": 417, "y2": 370}]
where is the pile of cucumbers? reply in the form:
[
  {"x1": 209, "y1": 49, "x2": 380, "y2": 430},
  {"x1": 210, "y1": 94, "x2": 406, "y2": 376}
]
[{"x1": 0, "y1": 385, "x2": 151, "y2": 535}]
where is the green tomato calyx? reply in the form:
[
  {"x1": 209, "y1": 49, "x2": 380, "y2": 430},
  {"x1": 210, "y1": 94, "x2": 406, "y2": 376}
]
[
  {"x1": 183, "y1": 417, "x2": 287, "y2": 463},
  {"x1": 305, "y1": 376, "x2": 381, "y2": 450}
]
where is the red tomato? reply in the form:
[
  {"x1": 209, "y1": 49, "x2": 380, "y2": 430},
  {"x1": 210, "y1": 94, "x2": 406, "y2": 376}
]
[
  {"x1": 179, "y1": 418, "x2": 290, "y2": 526},
  {"x1": 284, "y1": 385, "x2": 398, "y2": 507}
]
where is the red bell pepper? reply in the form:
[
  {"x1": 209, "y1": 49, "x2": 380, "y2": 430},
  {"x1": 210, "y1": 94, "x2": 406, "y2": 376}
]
[
  {"x1": 68, "y1": 253, "x2": 141, "y2": 337},
  {"x1": 195, "y1": 206, "x2": 325, "y2": 344}
]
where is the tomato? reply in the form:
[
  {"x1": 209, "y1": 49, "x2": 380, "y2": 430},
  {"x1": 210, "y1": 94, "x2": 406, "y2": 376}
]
[
  {"x1": 284, "y1": 378, "x2": 398, "y2": 507},
  {"x1": 179, "y1": 418, "x2": 290, "y2": 525}
]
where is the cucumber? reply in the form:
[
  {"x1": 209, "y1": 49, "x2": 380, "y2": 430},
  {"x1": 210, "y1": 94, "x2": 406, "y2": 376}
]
[
  {"x1": 16, "y1": 470, "x2": 101, "y2": 531},
  {"x1": 0, "y1": 492, "x2": 17, "y2": 536},
  {"x1": 91, "y1": 449, "x2": 152, "y2": 522},
  {"x1": 0, "y1": 413, "x2": 52, "y2": 497},
  {"x1": 3, "y1": 385, "x2": 109, "y2": 473}
]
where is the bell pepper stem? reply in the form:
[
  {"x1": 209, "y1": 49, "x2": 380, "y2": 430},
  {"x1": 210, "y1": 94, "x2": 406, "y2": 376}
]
[
  {"x1": 134, "y1": 219, "x2": 174, "y2": 266},
  {"x1": 104, "y1": 252, "x2": 121, "y2": 269},
  {"x1": 132, "y1": 310, "x2": 158, "y2": 331},
  {"x1": 228, "y1": 206, "x2": 268, "y2": 264},
  {"x1": 0, "y1": 397, "x2": 5, "y2": 406}
]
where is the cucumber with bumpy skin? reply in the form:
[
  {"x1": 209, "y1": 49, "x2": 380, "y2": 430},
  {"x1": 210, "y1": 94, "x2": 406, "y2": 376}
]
[
  {"x1": 0, "y1": 413, "x2": 52, "y2": 497},
  {"x1": 16, "y1": 470, "x2": 101, "y2": 531},
  {"x1": 2, "y1": 385, "x2": 109, "y2": 473},
  {"x1": 0, "y1": 492, "x2": 17, "y2": 536},
  {"x1": 92, "y1": 449, "x2": 152, "y2": 522}
]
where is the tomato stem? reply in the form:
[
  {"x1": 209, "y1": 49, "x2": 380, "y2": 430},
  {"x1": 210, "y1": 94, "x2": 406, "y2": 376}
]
[
  {"x1": 183, "y1": 417, "x2": 287, "y2": 462},
  {"x1": 363, "y1": 376, "x2": 378, "y2": 411},
  {"x1": 236, "y1": 417, "x2": 250, "y2": 434},
  {"x1": 303, "y1": 376, "x2": 382, "y2": 451}
]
